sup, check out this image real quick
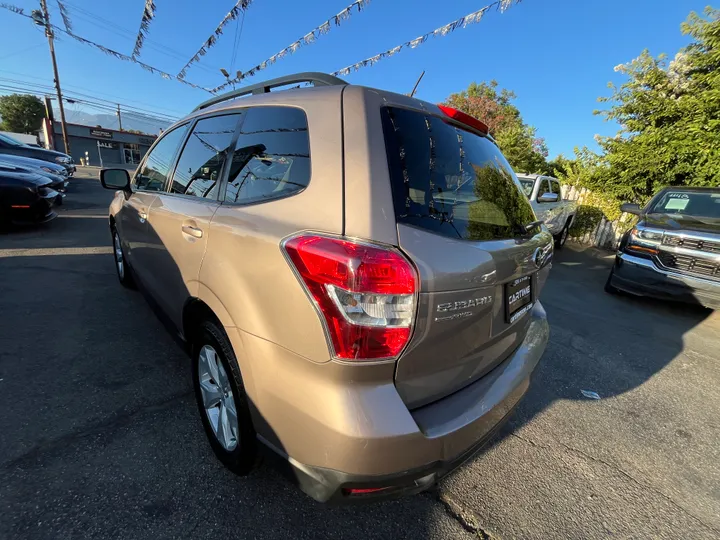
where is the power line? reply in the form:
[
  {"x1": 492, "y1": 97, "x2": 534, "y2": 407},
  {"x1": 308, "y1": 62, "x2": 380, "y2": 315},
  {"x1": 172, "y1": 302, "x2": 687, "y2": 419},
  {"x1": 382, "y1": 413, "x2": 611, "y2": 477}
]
[
  {"x1": 177, "y1": 0, "x2": 253, "y2": 80},
  {"x1": 0, "y1": 77, "x2": 179, "y2": 122},
  {"x1": 0, "y1": 82, "x2": 178, "y2": 125},
  {"x1": 229, "y1": 11, "x2": 245, "y2": 74},
  {"x1": 0, "y1": 69, "x2": 186, "y2": 116}
]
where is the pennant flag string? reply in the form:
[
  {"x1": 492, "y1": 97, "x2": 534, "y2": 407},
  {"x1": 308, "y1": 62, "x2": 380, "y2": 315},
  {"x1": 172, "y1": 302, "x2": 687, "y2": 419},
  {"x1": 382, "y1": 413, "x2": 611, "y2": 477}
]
[
  {"x1": 0, "y1": 2, "x2": 23, "y2": 15},
  {"x1": 332, "y1": 0, "x2": 520, "y2": 77},
  {"x1": 177, "y1": 0, "x2": 253, "y2": 80},
  {"x1": 131, "y1": 0, "x2": 157, "y2": 59},
  {"x1": 56, "y1": 0, "x2": 73, "y2": 33},
  {"x1": 211, "y1": 0, "x2": 371, "y2": 93},
  {"x1": 0, "y1": 3, "x2": 212, "y2": 93}
]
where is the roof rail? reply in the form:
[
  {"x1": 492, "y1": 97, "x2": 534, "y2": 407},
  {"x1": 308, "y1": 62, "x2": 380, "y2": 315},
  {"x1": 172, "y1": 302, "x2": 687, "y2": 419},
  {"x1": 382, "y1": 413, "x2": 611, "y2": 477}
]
[{"x1": 193, "y1": 72, "x2": 348, "y2": 112}]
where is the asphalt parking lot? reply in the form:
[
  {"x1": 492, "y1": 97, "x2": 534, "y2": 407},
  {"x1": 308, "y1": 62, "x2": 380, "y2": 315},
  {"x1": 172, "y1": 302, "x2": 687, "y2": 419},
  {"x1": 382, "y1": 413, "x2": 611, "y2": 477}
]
[{"x1": 1, "y1": 171, "x2": 719, "y2": 540}]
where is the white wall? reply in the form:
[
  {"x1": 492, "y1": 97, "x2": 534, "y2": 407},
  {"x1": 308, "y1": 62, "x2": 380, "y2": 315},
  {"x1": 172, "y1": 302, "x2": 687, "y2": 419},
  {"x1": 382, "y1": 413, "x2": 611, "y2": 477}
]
[
  {"x1": 562, "y1": 184, "x2": 635, "y2": 250},
  {"x1": 0, "y1": 131, "x2": 39, "y2": 146}
]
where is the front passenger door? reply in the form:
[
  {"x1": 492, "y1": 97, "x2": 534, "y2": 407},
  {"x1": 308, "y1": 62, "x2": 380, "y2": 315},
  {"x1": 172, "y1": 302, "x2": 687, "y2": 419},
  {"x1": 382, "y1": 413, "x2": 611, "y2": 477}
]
[
  {"x1": 118, "y1": 124, "x2": 189, "y2": 283},
  {"x1": 145, "y1": 113, "x2": 243, "y2": 330}
]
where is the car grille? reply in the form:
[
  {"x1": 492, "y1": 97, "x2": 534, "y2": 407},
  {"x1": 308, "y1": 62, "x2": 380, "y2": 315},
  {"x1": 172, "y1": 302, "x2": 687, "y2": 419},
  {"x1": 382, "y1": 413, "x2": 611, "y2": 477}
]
[
  {"x1": 663, "y1": 235, "x2": 720, "y2": 254},
  {"x1": 657, "y1": 252, "x2": 720, "y2": 280}
]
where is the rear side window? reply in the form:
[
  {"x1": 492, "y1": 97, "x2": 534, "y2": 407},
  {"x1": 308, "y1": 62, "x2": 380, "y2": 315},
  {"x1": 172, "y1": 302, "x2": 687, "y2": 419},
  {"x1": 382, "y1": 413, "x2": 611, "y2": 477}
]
[
  {"x1": 381, "y1": 107, "x2": 536, "y2": 241},
  {"x1": 170, "y1": 114, "x2": 241, "y2": 199},
  {"x1": 224, "y1": 107, "x2": 310, "y2": 205},
  {"x1": 134, "y1": 124, "x2": 189, "y2": 192}
]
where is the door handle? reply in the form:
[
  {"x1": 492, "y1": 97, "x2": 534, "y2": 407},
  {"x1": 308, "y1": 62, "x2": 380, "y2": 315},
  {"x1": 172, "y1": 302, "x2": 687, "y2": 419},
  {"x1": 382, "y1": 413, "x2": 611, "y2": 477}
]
[{"x1": 182, "y1": 225, "x2": 203, "y2": 238}]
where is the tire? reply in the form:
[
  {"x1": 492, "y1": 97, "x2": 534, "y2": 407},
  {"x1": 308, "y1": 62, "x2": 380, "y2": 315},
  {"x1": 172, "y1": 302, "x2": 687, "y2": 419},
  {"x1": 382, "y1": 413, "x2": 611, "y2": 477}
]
[
  {"x1": 554, "y1": 222, "x2": 570, "y2": 249},
  {"x1": 604, "y1": 268, "x2": 621, "y2": 295},
  {"x1": 111, "y1": 225, "x2": 135, "y2": 288},
  {"x1": 192, "y1": 319, "x2": 258, "y2": 475}
]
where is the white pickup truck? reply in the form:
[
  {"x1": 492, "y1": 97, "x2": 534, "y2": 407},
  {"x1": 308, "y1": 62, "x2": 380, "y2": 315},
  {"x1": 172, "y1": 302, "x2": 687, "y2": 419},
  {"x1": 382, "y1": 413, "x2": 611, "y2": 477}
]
[{"x1": 516, "y1": 174, "x2": 577, "y2": 248}]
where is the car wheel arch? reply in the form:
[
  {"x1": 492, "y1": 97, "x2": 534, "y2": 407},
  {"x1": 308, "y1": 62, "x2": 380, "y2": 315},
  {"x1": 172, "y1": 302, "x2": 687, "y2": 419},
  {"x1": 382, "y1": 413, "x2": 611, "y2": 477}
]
[{"x1": 182, "y1": 292, "x2": 235, "y2": 349}]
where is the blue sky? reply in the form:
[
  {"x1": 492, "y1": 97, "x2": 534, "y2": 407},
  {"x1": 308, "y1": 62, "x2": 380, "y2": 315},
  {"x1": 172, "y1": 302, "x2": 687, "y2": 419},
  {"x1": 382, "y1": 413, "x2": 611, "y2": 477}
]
[{"x1": 0, "y1": 0, "x2": 708, "y2": 157}]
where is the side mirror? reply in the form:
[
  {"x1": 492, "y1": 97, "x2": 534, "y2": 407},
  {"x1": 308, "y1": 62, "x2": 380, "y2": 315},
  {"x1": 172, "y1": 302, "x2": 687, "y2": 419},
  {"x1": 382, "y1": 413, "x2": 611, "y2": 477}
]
[
  {"x1": 100, "y1": 168, "x2": 130, "y2": 191},
  {"x1": 537, "y1": 192, "x2": 559, "y2": 203},
  {"x1": 621, "y1": 203, "x2": 642, "y2": 215}
]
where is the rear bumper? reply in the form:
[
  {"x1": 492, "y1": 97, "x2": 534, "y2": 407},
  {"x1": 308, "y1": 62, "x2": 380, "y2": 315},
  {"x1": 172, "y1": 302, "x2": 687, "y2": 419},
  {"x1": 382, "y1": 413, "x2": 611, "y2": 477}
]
[
  {"x1": 611, "y1": 252, "x2": 720, "y2": 309},
  {"x1": 231, "y1": 302, "x2": 549, "y2": 502}
]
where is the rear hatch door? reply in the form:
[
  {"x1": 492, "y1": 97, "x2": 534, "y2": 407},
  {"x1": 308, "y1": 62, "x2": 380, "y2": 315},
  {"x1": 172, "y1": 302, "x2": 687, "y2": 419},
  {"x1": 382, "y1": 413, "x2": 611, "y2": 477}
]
[{"x1": 381, "y1": 106, "x2": 553, "y2": 409}]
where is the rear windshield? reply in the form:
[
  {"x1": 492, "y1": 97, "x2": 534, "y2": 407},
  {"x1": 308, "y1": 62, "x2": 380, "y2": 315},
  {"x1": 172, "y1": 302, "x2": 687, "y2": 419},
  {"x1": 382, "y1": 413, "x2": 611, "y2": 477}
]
[{"x1": 381, "y1": 107, "x2": 536, "y2": 241}]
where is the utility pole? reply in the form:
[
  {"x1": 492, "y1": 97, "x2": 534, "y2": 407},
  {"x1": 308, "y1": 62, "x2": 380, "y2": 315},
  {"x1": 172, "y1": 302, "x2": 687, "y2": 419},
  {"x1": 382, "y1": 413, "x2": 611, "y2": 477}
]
[
  {"x1": 116, "y1": 104, "x2": 123, "y2": 131},
  {"x1": 34, "y1": 1, "x2": 70, "y2": 155}
]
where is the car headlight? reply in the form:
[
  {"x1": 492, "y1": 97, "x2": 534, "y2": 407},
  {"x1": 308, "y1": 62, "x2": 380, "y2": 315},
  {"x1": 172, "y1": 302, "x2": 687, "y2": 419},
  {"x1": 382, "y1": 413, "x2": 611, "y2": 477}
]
[
  {"x1": 55, "y1": 156, "x2": 71, "y2": 164},
  {"x1": 626, "y1": 226, "x2": 663, "y2": 256},
  {"x1": 631, "y1": 227, "x2": 663, "y2": 242}
]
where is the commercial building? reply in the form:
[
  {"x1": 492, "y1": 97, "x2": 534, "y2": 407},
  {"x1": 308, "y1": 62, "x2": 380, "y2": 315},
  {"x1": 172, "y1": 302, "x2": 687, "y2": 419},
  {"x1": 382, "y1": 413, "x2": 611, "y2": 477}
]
[{"x1": 45, "y1": 122, "x2": 157, "y2": 167}]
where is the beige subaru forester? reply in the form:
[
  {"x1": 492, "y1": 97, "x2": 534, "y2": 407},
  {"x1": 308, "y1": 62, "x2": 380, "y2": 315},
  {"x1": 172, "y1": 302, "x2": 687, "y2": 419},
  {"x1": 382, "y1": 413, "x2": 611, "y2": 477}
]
[{"x1": 100, "y1": 72, "x2": 552, "y2": 502}]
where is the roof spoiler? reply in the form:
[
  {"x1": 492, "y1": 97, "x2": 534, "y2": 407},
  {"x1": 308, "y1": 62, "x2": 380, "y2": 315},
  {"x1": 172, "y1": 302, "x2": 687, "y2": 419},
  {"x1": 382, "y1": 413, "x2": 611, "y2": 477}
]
[{"x1": 193, "y1": 72, "x2": 348, "y2": 112}]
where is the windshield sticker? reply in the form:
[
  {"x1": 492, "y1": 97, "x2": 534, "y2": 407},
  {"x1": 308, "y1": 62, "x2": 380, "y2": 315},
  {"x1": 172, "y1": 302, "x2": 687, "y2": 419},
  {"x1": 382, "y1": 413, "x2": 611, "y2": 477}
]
[
  {"x1": 664, "y1": 198, "x2": 689, "y2": 211},
  {"x1": 667, "y1": 193, "x2": 689, "y2": 199}
]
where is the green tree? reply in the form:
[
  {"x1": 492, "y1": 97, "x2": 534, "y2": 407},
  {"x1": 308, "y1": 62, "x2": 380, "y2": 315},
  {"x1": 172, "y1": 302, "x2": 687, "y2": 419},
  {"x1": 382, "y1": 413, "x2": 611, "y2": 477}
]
[
  {"x1": 595, "y1": 7, "x2": 720, "y2": 202},
  {"x1": 0, "y1": 94, "x2": 45, "y2": 133},
  {"x1": 443, "y1": 81, "x2": 549, "y2": 174}
]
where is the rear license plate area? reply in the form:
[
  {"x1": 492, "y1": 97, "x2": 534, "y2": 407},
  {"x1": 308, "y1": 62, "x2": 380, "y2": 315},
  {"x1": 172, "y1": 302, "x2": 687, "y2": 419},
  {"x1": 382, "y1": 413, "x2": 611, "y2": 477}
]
[{"x1": 505, "y1": 275, "x2": 533, "y2": 324}]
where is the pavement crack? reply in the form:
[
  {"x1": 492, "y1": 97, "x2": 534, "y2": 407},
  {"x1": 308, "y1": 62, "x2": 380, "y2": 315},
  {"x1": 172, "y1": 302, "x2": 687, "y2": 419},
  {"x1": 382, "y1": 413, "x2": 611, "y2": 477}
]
[
  {"x1": 429, "y1": 489, "x2": 494, "y2": 539},
  {"x1": 510, "y1": 432, "x2": 720, "y2": 536},
  {"x1": 1, "y1": 389, "x2": 193, "y2": 471}
]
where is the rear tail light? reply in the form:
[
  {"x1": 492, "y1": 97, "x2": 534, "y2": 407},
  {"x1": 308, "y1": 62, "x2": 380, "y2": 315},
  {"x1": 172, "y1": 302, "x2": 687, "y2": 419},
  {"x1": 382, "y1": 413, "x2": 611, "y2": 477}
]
[
  {"x1": 342, "y1": 487, "x2": 390, "y2": 496},
  {"x1": 282, "y1": 234, "x2": 417, "y2": 361}
]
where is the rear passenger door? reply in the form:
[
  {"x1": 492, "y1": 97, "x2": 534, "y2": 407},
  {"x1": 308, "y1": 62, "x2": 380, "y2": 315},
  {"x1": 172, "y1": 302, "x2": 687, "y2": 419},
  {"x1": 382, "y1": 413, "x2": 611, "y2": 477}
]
[{"x1": 144, "y1": 113, "x2": 243, "y2": 330}]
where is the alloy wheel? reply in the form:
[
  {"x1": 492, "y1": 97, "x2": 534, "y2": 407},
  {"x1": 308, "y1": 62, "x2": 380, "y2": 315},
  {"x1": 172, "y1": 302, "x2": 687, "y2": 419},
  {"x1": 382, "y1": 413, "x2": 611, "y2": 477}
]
[
  {"x1": 197, "y1": 344, "x2": 239, "y2": 451},
  {"x1": 113, "y1": 231, "x2": 124, "y2": 279}
]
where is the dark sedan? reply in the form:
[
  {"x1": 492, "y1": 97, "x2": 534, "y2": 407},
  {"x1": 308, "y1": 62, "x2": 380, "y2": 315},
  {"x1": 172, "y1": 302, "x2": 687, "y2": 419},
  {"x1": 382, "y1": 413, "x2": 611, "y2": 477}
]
[
  {"x1": 0, "y1": 165, "x2": 59, "y2": 226},
  {"x1": 0, "y1": 132, "x2": 75, "y2": 175},
  {"x1": 0, "y1": 157, "x2": 68, "y2": 197},
  {"x1": 606, "y1": 187, "x2": 720, "y2": 309},
  {"x1": 0, "y1": 153, "x2": 69, "y2": 180}
]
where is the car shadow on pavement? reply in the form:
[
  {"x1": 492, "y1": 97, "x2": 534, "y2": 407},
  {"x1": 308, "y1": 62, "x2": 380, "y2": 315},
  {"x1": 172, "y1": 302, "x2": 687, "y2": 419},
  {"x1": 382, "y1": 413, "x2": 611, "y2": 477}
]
[{"x1": 0, "y1": 216, "x2": 463, "y2": 540}]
